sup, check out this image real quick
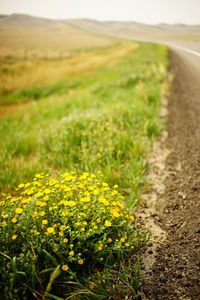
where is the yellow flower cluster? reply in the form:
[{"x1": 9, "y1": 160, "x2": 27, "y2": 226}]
[{"x1": 0, "y1": 171, "x2": 136, "y2": 273}]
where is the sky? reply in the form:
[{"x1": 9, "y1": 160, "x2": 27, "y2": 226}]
[{"x1": 0, "y1": 0, "x2": 199, "y2": 25}]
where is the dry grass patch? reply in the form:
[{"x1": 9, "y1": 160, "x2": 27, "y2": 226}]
[{"x1": 0, "y1": 41, "x2": 138, "y2": 96}]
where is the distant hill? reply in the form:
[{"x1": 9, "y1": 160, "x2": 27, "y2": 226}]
[
  {"x1": 1, "y1": 14, "x2": 200, "y2": 58},
  {"x1": 0, "y1": 15, "x2": 7, "y2": 19},
  {"x1": 0, "y1": 14, "x2": 115, "y2": 58},
  {"x1": 66, "y1": 18, "x2": 200, "y2": 43}
]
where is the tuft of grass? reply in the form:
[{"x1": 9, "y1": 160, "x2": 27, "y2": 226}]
[{"x1": 0, "y1": 171, "x2": 141, "y2": 298}]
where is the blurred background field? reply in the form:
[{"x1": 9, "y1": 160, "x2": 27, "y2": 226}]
[
  {"x1": 0, "y1": 14, "x2": 115, "y2": 58},
  {"x1": 0, "y1": 41, "x2": 138, "y2": 103}
]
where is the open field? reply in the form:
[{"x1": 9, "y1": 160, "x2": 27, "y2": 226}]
[
  {"x1": 0, "y1": 14, "x2": 115, "y2": 58},
  {"x1": 0, "y1": 41, "x2": 137, "y2": 103},
  {"x1": 0, "y1": 41, "x2": 168, "y2": 194},
  {"x1": 0, "y1": 15, "x2": 169, "y2": 299}
]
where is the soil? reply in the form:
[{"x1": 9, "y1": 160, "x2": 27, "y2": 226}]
[{"x1": 141, "y1": 50, "x2": 200, "y2": 300}]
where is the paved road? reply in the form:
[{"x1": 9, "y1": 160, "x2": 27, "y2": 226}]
[
  {"x1": 141, "y1": 43, "x2": 200, "y2": 299},
  {"x1": 113, "y1": 33, "x2": 200, "y2": 299}
]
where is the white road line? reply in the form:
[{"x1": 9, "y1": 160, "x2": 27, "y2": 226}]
[
  {"x1": 119, "y1": 36, "x2": 200, "y2": 58},
  {"x1": 84, "y1": 30, "x2": 200, "y2": 58},
  {"x1": 163, "y1": 43, "x2": 200, "y2": 58}
]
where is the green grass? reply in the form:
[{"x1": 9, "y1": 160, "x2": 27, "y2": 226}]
[
  {"x1": 0, "y1": 79, "x2": 80, "y2": 105},
  {"x1": 0, "y1": 41, "x2": 168, "y2": 298},
  {"x1": 0, "y1": 42, "x2": 168, "y2": 194}
]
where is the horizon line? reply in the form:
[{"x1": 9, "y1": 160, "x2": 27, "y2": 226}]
[{"x1": 1, "y1": 12, "x2": 200, "y2": 27}]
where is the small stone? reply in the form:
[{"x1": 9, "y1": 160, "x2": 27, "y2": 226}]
[
  {"x1": 178, "y1": 191, "x2": 186, "y2": 199},
  {"x1": 161, "y1": 287, "x2": 168, "y2": 293},
  {"x1": 182, "y1": 280, "x2": 190, "y2": 287},
  {"x1": 176, "y1": 273, "x2": 183, "y2": 279}
]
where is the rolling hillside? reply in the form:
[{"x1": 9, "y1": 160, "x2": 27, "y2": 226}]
[
  {"x1": 67, "y1": 18, "x2": 200, "y2": 40},
  {"x1": 66, "y1": 18, "x2": 200, "y2": 50},
  {"x1": 0, "y1": 14, "x2": 115, "y2": 58},
  {"x1": 1, "y1": 14, "x2": 199, "y2": 59}
]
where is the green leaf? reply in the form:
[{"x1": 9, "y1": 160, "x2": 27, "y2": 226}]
[
  {"x1": 0, "y1": 251, "x2": 12, "y2": 261},
  {"x1": 42, "y1": 249, "x2": 58, "y2": 266}
]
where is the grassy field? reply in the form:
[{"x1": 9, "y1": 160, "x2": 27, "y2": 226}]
[
  {"x1": 0, "y1": 42, "x2": 136, "y2": 103},
  {"x1": 0, "y1": 39, "x2": 168, "y2": 299},
  {"x1": 0, "y1": 14, "x2": 115, "y2": 59}
]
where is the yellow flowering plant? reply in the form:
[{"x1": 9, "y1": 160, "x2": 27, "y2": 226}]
[{"x1": 0, "y1": 171, "x2": 141, "y2": 297}]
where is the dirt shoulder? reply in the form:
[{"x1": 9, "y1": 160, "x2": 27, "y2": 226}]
[{"x1": 141, "y1": 50, "x2": 200, "y2": 300}]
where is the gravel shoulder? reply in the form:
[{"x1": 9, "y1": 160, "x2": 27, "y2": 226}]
[{"x1": 141, "y1": 49, "x2": 200, "y2": 300}]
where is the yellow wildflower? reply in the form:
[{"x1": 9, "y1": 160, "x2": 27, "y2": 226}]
[
  {"x1": 62, "y1": 265, "x2": 69, "y2": 271},
  {"x1": 22, "y1": 199, "x2": 29, "y2": 204},
  {"x1": 47, "y1": 227, "x2": 55, "y2": 234},
  {"x1": 80, "y1": 197, "x2": 90, "y2": 203},
  {"x1": 33, "y1": 211, "x2": 38, "y2": 218},
  {"x1": 93, "y1": 189, "x2": 99, "y2": 195},
  {"x1": 105, "y1": 220, "x2": 111, "y2": 227},
  {"x1": 120, "y1": 237, "x2": 125, "y2": 243},
  {"x1": 58, "y1": 200, "x2": 64, "y2": 206},
  {"x1": 18, "y1": 183, "x2": 24, "y2": 189},
  {"x1": 33, "y1": 181, "x2": 41, "y2": 187},
  {"x1": 35, "y1": 173, "x2": 44, "y2": 179},
  {"x1": 63, "y1": 238, "x2": 68, "y2": 243},
  {"x1": 98, "y1": 243, "x2": 103, "y2": 251},
  {"x1": 42, "y1": 220, "x2": 48, "y2": 225},
  {"x1": 15, "y1": 208, "x2": 23, "y2": 214},
  {"x1": 2, "y1": 221, "x2": 7, "y2": 227},
  {"x1": 40, "y1": 211, "x2": 45, "y2": 217},
  {"x1": 43, "y1": 195, "x2": 49, "y2": 201},
  {"x1": 36, "y1": 201, "x2": 42, "y2": 207},
  {"x1": 12, "y1": 217, "x2": 17, "y2": 223},
  {"x1": 112, "y1": 190, "x2": 118, "y2": 196},
  {"x1": 35, "y1": 192, "x2": 43, "y2": 198},
  {"x1": 44, "y1": 189, "x2": 51, "y2": 195},
  {"x1": 78, "y1": 259, "x2": 84, "y2": 265},
  {"x1": 12, "y1": 235, "x2": 17, "y2": 240},
  {"x1": 110, "y1": 208, "x2": 120, "y2": 218},
  {"x1": 89, "y1": 282, "x2": 95, "y2": 289}
]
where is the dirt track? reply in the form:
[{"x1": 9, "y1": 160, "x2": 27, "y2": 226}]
[{"x1": 141, "y1": 49, "x2": 200, "y2": 299}]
